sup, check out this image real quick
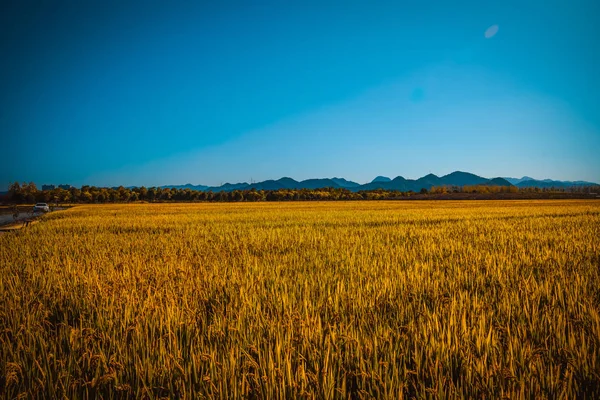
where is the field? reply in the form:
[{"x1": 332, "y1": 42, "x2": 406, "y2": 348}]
[{"x1": 1, "y1": 200, "x2": 599, "y2": 398}]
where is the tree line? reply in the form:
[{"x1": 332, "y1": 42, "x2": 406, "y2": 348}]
[{"x1": 3, "y1": 181, "x2": 598, "y2": 204}]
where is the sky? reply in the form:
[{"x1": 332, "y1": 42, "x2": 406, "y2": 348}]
[{"x1": 1, "y1": 0, "x2": 599, "y2": 189}]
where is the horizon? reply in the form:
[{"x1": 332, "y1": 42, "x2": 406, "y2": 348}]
[
  {"x1": 2, "y1": 1, "x2": 599, "y2": 191},
  {"x1": 6, "y1": 170, "x2": 599, "y2": 191}
]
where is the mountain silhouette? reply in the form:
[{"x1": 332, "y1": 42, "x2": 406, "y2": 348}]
[
  {"x1": 502, "y1": 176, "x2": 535, "y2": 185},
  {"x1": 488, "y1": 178, "x2": 513, "y2": 186},
  {"x1": 516, "y1": 179, "x2": 597, "y2": 188},
  {"x1": 160, "y1": 183, "x2": 208, "y2": 191},
  {"x1": 371, "y1": 176, "x2": 392, "y2": 183},
  {"x1": 440, "y1": 171, "x2": 489, "y2": 186},
  {"x1": 358, "y1": 172, "x2": 512, "y2": 192},
  {"x1": 331, "y1": 178, "x2": 361, "y2": 188},
  {"x1": 158, "y1": 172, "x2": 597, "y2": 193},
  {"x1": 416, "y1": 173, "x2": 443, "y2": 187},
  {"x1": 503, "y1": 176, "x2": 598, "y2": 188}
]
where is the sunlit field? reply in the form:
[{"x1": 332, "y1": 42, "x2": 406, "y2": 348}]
[{"x1": 1, "y1": 200, "x2": 599, "y2": 398}]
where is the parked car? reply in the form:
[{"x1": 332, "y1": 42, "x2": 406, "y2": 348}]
[{"x1": 33, "y1": 203, "x2": 50, "y2": 213}]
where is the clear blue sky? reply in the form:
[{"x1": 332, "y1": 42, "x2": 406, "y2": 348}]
[{"x1": 1, "y1": 0, "x2": 599, "y2": 189}]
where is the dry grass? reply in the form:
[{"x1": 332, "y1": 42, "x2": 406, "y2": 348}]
[{"x1": 1, "y1": 200, "x2": 599, "y2": 398}]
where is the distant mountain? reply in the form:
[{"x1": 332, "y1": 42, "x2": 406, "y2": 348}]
[
  {"x1": 503, "y1": 177, "x2": 599, "y2": 188},
  {"x1": 371, "y1": 176, "x2": 392, "y2": 183},
  {"x1": 416, "y1": 173, "x2": 443, "y2": 188},
  {"x1": 206, "y1": 182, "x2": 249, "y2": 191},
  {"x1": 361, "y1": 176, "x2": 404, "y2": 191},
  {"x1": 277, "y1": 177, "x2": 300, "y2": 189},
  {"x1": 503, "y1": 176, "x2": 535, "y2": 185},
  {"x1": 488, "y1": 178, "x2": 513, "y2": 186},
  {"x1": 160, "y1": 183, "x2": 208, "y2": 191},
  {"x1": 244, "y1": 178, "x2": 288, "y2": 191},
  {"x1": 300, "y1": 179, "x2": 341, "y2": 190},
  {"x1": 441, "y1": 171, "x2": 489, "y2": 187},
  {"x1": 359, "y1": 172, "x2": 510, "y2": 192},
  {"x1": 156, "y1": 172, "x2": 597, "y2": 193},
  {"x1": 331, "y1": 177, "x2": 360, "y2": 188},
  {"x1": 516, "y1": 179, "x2": 599, "y2": 189}
]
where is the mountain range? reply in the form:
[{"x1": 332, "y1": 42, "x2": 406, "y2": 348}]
[
  {"x1": 160, "y1": 172, "x2": 599, "y2": 193},
  {"x1": 502, "y1": 177, "x2": 598, "y2": 188}
]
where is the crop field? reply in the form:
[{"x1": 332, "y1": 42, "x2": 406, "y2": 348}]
[{"x1": 1, "y1": 200, "x2": 599, "y2": 398}]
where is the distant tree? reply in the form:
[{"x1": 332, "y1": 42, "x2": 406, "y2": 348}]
[
  {"x1": 38, "y1": 190, "x2": 52, "y2": 203},
  {"x1": 232, "y1": 190, "x2": 243, "y2": 202},
  {"x1": 118, "y1": 186, "x2": 129, "y2": 202},
  {"x1": 161, "y1": 188, "x2": 172, "y2": 201},
  {"x1": 109, "y1": 189, "x2": 119, "y2": 202},
  {"x1": 8, "y1": 182, "x2": 23, "y2": 203},
  {"x1": 61, "y1": 190, "x2": 72, "y2": 203},
  {"x1": 81, "y1": 191, "x2": 92, "y2": 203},
  {"x1": 69, "y1": 187, "x2": 81, "y2": 202},
  {"x1": 138, "y1": 186, "x2": 148, "y2": 201},
  {"x1": 147, "y1": 188, "x2": 156, "y2": 202},
  {"x1": 23, "y1": 182, "x2": 38, "y2": 203}
]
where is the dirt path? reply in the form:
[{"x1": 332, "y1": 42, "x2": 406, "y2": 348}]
[
  {"x1": 0, "y1": 219, "x2": 39, "y2": 234},
  {"x1": 0, "y1": 211, "x2": 39, "y2": 226},
  {"x1": 0, "y1": 212, "x2": 40, "y2": 234},
  {"x1": 0, "y1": 207, "x2": 71, "y2": 234}
]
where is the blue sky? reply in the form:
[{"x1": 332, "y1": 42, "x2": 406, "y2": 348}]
[{"x1": 1, "y1": 0, "x2": 599, "y2": 189}]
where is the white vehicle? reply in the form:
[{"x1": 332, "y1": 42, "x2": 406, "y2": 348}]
[{"x1": 33, "y1": 203, "x2": 50, "y2": 213}]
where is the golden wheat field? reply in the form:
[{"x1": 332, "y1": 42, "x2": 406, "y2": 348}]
[{"x1": 1, "y1": 200, "x2": 599, "y2": 398}]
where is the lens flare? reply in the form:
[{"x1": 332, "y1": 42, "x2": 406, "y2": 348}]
[{"x1": 485, "y1": 24, "x2": 499, "y2": 39}]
